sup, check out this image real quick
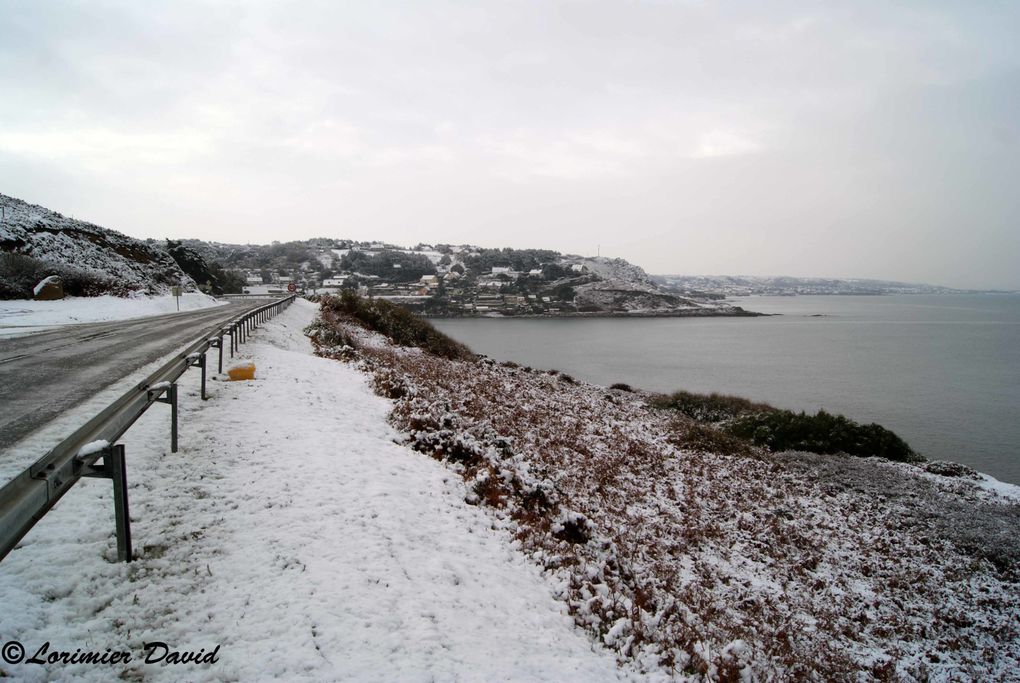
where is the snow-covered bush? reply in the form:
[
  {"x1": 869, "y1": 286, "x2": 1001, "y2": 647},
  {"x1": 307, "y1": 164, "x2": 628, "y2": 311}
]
[
  {"x1": 319, "y1": 291, "x2": 473, "y2": 360},
  {"x1": 726, "y1": 409, "x2": 922, "y2": 463},
  {"x1": 0, "y1": 252, "x2": 129, "y2": 299}
]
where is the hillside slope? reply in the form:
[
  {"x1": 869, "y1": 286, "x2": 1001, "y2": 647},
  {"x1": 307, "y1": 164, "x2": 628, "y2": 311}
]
[
  {"x1": 0, "y1": 193, "x2": 195, "y2": 297},
  {"x1": 309, "y1": 296, "x2": 1020, "y2": 680}
]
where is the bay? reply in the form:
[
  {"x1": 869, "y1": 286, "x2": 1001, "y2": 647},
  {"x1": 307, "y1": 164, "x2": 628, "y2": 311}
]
[{"x1": 433, "y1": 294, "x2": 1020, "y2": 484}]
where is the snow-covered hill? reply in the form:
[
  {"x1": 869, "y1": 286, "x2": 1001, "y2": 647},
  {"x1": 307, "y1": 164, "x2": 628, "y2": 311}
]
[{"x1": 0, "y1": 193, "x2": 196, "y2": 297}]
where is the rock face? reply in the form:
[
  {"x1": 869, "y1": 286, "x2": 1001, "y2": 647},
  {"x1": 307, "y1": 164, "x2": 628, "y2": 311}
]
[
  {"x1": 165, "y1": 239, "x2": 224, "y2": 295},
  {"x1": 574, "y1": 279, "x2": 696, "y2": 313},
  {"x1": 0, "y1": 193, "x2": 196, "y2": 297},
  {"x1": 568, "y1": 257, "x2": 717, "y2": 314}
]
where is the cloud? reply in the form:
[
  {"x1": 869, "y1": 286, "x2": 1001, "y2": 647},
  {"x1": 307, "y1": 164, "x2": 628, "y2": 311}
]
[
  {"x1": 691, "y1": 130, "x2": 763, "y2": 159},
  {"x1": 0, "y1": 128, "x2": 211, "y2": 171},
  {"x1": 1, "y1": 0, "x2": 1019, "y2": 287}
]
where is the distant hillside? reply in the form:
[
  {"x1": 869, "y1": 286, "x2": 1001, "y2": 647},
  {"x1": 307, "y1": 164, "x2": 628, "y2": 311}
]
[
  {"x1": 0, "y1": 193, "x2": 196, "y2": 299},
  {"x1": 181, "y1": 238, "x2": 752, "y2": 316},
  {"x1": 654, "y1": 273, "x2": 968, "y2": 297}
]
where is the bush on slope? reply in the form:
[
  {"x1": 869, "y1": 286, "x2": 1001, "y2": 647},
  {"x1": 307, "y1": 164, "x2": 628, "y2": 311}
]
[
  {"x1": 651, "y1": 390, "x2": 922, "y2": 463},
  {"x1": 312, "y1": 290, "x2": 473, "y2": 360}
]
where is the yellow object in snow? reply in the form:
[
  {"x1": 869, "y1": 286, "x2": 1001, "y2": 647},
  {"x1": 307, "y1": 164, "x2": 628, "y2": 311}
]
[{"x1": 227, "y1": 362, "x2": 256, "y2": 381}]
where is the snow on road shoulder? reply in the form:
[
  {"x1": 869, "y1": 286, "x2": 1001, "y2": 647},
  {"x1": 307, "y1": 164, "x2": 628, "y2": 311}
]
[
  {"x1": 0, "y1": 293, "x2": 225, "y2": 336},
  {"x1": 0, "y1": 299, "x2": 634, "y2": 682}
]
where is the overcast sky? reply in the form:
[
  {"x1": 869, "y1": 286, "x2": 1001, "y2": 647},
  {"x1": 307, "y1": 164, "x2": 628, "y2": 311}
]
[{"x1": 2, "y1": 1, "x2": 1018, "y2": 289}]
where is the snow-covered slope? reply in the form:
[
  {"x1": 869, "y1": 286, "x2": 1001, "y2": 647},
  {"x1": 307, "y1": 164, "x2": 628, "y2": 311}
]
[
  {"x1": 309, "y1": 301, "x2": 1020, "y2": 680},
  {"x1": 0, "y1": 300, "x2": 638, "y2": 682},
  {"x1": 0, "y1": 193, "x2": 196, "y2": 296}
]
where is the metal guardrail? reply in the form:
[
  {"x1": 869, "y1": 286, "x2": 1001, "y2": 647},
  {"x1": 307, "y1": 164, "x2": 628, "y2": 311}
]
[{"x1": 0, "y1": 295, "x2": 296, "y2": 564}]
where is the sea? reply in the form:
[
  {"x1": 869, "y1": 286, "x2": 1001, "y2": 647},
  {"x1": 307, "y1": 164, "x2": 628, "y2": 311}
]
[{"x1": 433, "y1": 294, "x2": 1020, "y2": 485}]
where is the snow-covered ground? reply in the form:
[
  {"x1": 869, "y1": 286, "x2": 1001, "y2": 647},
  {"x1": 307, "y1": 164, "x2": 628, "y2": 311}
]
[
  {"x1": 0, "y1": 300, "x2": 636, "y2": 682},
  {"x1": 0, "y1": 293, "x2": 225, "y2": 337}
]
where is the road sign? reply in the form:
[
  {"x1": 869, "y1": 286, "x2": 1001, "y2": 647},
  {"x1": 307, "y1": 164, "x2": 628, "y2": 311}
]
[{"x1": 287, "y1": 283, "x2": 297, "y2": 293}]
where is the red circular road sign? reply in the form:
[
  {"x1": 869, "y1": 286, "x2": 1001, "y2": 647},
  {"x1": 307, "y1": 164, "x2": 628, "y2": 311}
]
[{"x1": 287, "y1": 283, "x2": 297, "y2": 292}]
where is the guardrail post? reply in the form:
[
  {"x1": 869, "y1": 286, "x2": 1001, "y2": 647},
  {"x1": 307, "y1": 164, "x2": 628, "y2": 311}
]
[
  {"x1": 110, "y1": 445, "x2": 131, "y2": 562},
  {"x1": 170, "y1": 384, "x2": 178, "y2": 453},
  {"x1": 81, "y1": 444, "x2": 132, "y2": 563},
  {"x1": 187, "y1": 352, "x2": 207, "y2": 401},
  {"x1": 208, "y1": 337, "x2": 223, "y2": 376},
  {"x1": 149, "y1": 384, "x2": 179, "y2": 453},
  {"x1": 199, "y1": 353, "x2": 207, "y2": 401}
]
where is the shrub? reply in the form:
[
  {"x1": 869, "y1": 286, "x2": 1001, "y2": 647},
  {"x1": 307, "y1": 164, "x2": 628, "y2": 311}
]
[
  {"x1": 0, "y1": 252, "x2": 48, "y2": 299},
  {"x1": 667, "y1": 420, "x2": 759, "y2": 457},
  {"x1": 321, "y1": 290, "x2": 474, "y2": 360},
  {"x1": 924, "y1": 461, "x2": 979, "y2": 479},
  {"x1": 652, "y1": 388, "x2": 921, "y2": 463},
  {"x1": 609, "y1": 383, "x2": 634, "y2": 392},
  {"x1": 649, "y1": 389, "x2": 776, "y2": 423},
  {"x1": 725, "y1": 409, "x2": 922, "y2": 463},
  {"x1": 0, "y1": 252, "x2": 129, "y2": 299}
]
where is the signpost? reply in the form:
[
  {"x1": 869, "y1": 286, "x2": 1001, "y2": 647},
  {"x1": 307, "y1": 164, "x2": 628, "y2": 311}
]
[
  {"x1": 287, "y1": 283, "x2": 297, "y2": 293},
  {"x1": 171, "y1": 285, "x2": 182, "y2": 311}
]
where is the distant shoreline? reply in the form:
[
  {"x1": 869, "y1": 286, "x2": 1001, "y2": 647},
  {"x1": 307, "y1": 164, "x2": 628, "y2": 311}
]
[{"x1": 423, "y1": 306, "x2": 766, "y2": 319}]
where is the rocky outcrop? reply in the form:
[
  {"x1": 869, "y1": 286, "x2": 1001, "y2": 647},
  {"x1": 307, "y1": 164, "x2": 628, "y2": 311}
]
[{"x1": 0, "y1": 193, "x2": 196, "y2": 296}]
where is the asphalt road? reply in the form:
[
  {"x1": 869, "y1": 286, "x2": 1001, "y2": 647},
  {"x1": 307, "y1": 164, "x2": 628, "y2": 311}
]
[{"x1": 0, "y1": 302, "x2": 256, "y2": 451}]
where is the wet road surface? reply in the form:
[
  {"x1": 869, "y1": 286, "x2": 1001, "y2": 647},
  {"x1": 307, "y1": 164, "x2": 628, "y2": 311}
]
[{"x1": 0, "y1": 303, "x2": 254, "y2": 451}]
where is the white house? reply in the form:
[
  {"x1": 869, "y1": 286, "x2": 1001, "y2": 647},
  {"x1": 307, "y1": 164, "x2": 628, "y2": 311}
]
[
  {"x1": 323, "y1": 277, "x2": 346, "y2": 287},
  {"x1": 491, "y1": 266, "x2": 512, "y2": 275}
]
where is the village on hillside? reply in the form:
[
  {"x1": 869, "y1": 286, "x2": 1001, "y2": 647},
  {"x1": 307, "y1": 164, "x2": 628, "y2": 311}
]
[
  {"x1": 175, "y1": 238, "x2": 738, "y2": 317},
  {"x1": 235, "y1": 241, "x2": 581, "y2": 315}
]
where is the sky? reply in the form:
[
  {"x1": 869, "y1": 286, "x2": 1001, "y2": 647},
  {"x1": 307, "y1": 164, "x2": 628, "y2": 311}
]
[{"x1": 1, "y1": 1, "x2": 1018, "y2": 289}]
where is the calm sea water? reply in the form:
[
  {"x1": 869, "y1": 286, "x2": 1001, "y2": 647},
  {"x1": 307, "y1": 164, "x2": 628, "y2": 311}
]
[{"x1": 433, "y1": 294, "x2": 1020, "y2": 484}]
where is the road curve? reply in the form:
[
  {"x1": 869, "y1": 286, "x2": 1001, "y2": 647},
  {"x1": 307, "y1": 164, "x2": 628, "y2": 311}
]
[{"x1": 0, "y1": 302, "x2": 258, "y2": 450}]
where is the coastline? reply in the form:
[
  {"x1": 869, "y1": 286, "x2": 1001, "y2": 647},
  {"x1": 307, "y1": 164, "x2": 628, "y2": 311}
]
[{"x1": 423, "y1": 306, "x2": 766, "y2": 319}]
